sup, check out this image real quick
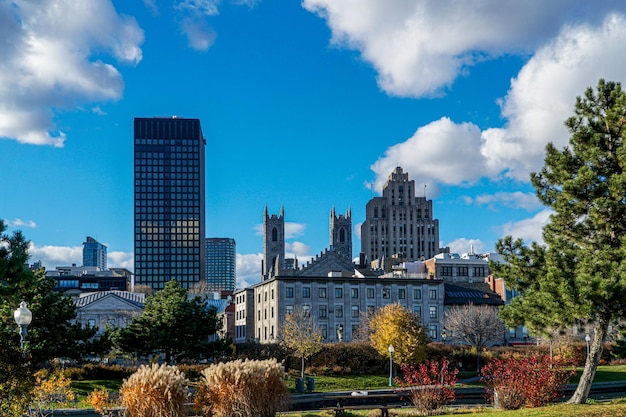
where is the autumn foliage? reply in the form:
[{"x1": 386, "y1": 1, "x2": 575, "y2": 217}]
[
  {"x1": 480, "y1": 354, "x2": 576, "y2": 410},
  {"x1": 396, "y1": 357, "x2": 458, "y2": 415},
  {"x1": 369, "y1": 303, "x2": 429, "y2": 366}
]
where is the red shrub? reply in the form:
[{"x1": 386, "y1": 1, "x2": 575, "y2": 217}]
[
  {"x1": 480, "y1": 354, "x2": 575, "y2": 410},
  {"x1": 397, "y1": 357, "x2": 458, "y2": 415}
]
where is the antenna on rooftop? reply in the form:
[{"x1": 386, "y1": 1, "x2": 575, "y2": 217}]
[{"x1": 424, "y1": 184, "x2": 427, "y2": 198}]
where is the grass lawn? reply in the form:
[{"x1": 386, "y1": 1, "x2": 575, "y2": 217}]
[
  {"x1": 283, "y1": 400, "x2": 626, "y2": 416},
  {"x1": 572, "y1": 365, "x2": 626, "y2": 383}
]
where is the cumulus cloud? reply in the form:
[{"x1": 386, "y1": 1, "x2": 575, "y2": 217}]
[
  {"x1": 468, "y1": 192, "x2": 542, "y2": 212},
  {"x1": 108, "y1": 251, "x2": 134, "y2": 270},
  {"x1": 500, "y1": 209, "x2": 552, "y2": 244},
  {"x1": 365, "y1": 12, "x2": 626, "y2": 196},
  {"x1": 445, "y1": 238, "x2": 485, "y2": 255},
  {"x1": 369, "y1": 118, "x2": 489, "y2": 194},
  {"x1": 236, "y1": 253, "x2": 263, "y2": 288},
  {"x1": 286, "y1": 241, "x2": 311, "y2": 259},
  {"x1": 5, "y1": 218, "x2": 37, "y2": 229},
  {"x1": 0, "y1": 0, "x2": 143, "y2": 147},
  {"x1": 28, "y1": 243, "x2": 83, "y2": 268},
  {"x1": 303, "y1": 0, "x2": 625, "y2": 97}
]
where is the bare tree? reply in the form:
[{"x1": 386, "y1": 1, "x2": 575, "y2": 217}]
[{"x1": 444, "y1": 303, "x2": 505, "y2": 370}]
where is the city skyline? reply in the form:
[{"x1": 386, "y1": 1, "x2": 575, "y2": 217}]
[{"x1": 3, "y1": 2, "x2": 626, "y2": 288}]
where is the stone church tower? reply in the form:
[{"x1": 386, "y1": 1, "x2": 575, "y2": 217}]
[
  {"x1": 330, "y1": 207, "x2": 352, "y2": 260},
  {"x1": 262, "y1": 206, "x2": 285, "y2": 280}
]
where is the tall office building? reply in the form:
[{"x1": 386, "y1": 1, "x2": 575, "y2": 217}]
[
  {"x1": 205, "y1": 238, "x2": 236, "y2": 292},
  {"x1": 360, "y1": 166, "x2": 440, "y2": 267},
  {"x1": 133, "y1": 117, "x2": 206, "y2": 290},
  {"x1": 83, "y1": 236, "x2": 107, "y2": 270}
]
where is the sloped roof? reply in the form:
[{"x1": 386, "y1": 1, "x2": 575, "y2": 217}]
[
  {"x1": 75, "y1": 290, "x2": 145, "y2": 309},
  {"x1": 205, "y1": 299, "x2": 230, "y2": 314},
  {"x1": 444, "y1": 282, "x2": 504, "y2": 306},
  {"x1": 295, "y1": 249, "x2": 355, "y2": 276}
]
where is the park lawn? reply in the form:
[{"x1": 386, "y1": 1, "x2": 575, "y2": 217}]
[
  {"x1": 284, "y1": 399, "x2": 626, "y2": 416},
  {"x1": 572, "y1": 364, "x2": 626, "y2": 383},
  {"x1": 288, "y1": 374, "x2": 390, "y2": 392}
]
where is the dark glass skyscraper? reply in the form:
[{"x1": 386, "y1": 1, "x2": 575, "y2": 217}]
[
  {"x1": 133, "y1": 117, "x2": 206, "y2": 290},
  {"x1": 83, "y1": 236, "x2": 107, "y2": 270},
  {"x1": 205, "y1": 237, "x2": 236, "y2": 292}
]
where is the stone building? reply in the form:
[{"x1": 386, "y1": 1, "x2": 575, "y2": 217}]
[{"x1": 360, "y1": 167, "x2": 442, "y2": 269}]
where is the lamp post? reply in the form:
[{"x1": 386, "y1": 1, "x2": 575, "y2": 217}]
[
  {"x1": 441, "y1": 328, "x2": 447, "y2": 344},
  {"x1": 14, "y1": 301, "x2": 33, "y2": 350},
  {"x1": 388, "y1": 344, "x2": 394, "y2": 387},
  {"x1": 585, "y1": 334, "x2": 591, "y2": 358}
]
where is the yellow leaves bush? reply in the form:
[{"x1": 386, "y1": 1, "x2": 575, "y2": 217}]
[{"x1": 194, "y1": 358, "x2": 289, "y2": 417}]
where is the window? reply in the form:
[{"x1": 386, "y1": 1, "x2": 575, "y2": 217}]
[
  {"x1": 398, "y1": 289, "x2": 406, "y2": 299},
  {"x1": 413, "y1": 305, "x2": 422, "y2": 317},
  {"x1": 413, "y1": 289, "x2": 422, "y2": 299},
  {"x1": 302, "y1": 287, "x2": 310, "y2": 298},
  {"x1": 440, "y1": 266, "x2": 453, "y2": 276},
  {"x1": 429, "y1": 306, "x2": 437, "y2": 319},
  {"x1": 429, "y1": 324, "x2": 438, "y2": 340},
  {"x1": 351, "y1": 288, "x2": 359, "y2": 298},
  {"x1": 383, "y1": 288, "x2": 390, "y2": 299},
  {"x1": 320, "y1": 324, "x2": 328, "y2": 340},
  {"x1": 474, "y1": 266, "x2": 486, "y2": 277},
  {"x1": 335, "y1": 305, "x2": 343, "y2": 318},
  {"x1": 508, "y1": 327, "x2": 516, "y2": 337},
  {"x1": 457, "y1": 266, "x2": 469, "y2": 276},
  {"x1": 319, "y1": 305, "x2": 328, "y2": 318},
  {"x1": 367, "y1": 288, "x2": 375, "y2": 299},
  {"x1": 286, "y1": 287, "x2": 294, "y2": 298},
  {"x1": 335, "y1": 287, "x2": 343, "y2": 298},
  {"x1": 319, "y1": 287, "x2": 327, "y2": 298},
  {"x1": 429, "y1": 289, "x2": 437, "y2": 300},
  {"x1": 367, "y1": 305, "x2": 375, "y2": 316},
  {"x1": 351, "y1": 305, "x2": 359, "y2": 318},
  {"x1": 88, "y1": 319, "x2": 96, "y2": 327},
  {"x1": 303, "y1": 305, "x2": 311, "y2": 317},
  {"x1": 286, "y1": 305, "x2": 293, "y2": 315}
]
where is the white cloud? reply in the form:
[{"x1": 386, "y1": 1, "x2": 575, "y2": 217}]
[
  {"x1": 365, "y1": 13, "x2": 626, "y2": 196},
  {"x1": 469, "y1": 192, "x2": 542, "y2": 212},
  {"x1": 236, "y1": 253, "x2": 263, "y2": 288},
  {"x1": 369, "y1": 117, "x2": 489, "y2": 194},
  {"x1": 445, "y1": 238, "x2": 485, "y2": 255},
  {"x1": 181, "y1": 17, "x2": 217, "y2": 51},
  {"x1": 499, "y1": 209, "x2": 552, "y2": 245},
  {"x1": 5, "y1": 218, "x2": 37, "y2": 229},
  {"x1": 303, "y1": 0, "x2": 626, "y2": 97},
  {"x1": 0, "y1": 0, "x2": 143, "y2": 147},
  {"x1": 108, "y1": 251, "x2": 134, "y2": 270},
  {"x1": 28, "y1": 243, "x2": 82, "y2": 268},
  {"x1": 286, "y1": 241, "x2": 311, "y2": 259}
]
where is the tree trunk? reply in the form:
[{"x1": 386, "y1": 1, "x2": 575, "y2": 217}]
[{"x1": 567, "y1": 314, "x2": 610, "y2": 404}]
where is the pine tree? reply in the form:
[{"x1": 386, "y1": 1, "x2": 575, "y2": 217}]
[
  {"x1": 114, "y1": 279, "x2": 220, "y2": 362},
  {"x1": 493, "y1": 80, "x2": 626, "y2": 403}
]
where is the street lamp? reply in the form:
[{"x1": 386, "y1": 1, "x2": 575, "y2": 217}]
[
  {"x1": 388, "y1": 344, "x2": 395, "y2": 387},
  {"x1": 441, "y1": 328, "x2": 447, "y2": 344},
  {"x1": 585, "y1": 334, "x2": 591, "y2": 357},
  {"x1": 14, "y1": 301, "x2": 33, "y2": 350}
]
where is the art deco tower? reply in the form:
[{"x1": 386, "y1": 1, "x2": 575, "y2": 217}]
[
  {"x1": 360, "y1": 167, "x2": 440, "y2": 266},
  {"x1": 133, "y1": 117, "x2": 206, "y2": 290}
]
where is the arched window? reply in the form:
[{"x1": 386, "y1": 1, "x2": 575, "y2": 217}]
[
  {"x1": 339, "y1": 228, "x2": 345, "y2": 242},
  {"x1": 272, "y1": 227, "x2": 278, "y2": 242}
]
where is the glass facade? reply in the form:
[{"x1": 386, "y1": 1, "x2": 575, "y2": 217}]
[
  {"x1": 83, "y1": 236, "x2": 107, "y2": 269},
  {"x1": 133, "y1": 117, "x2": 206, "y2": 290},
  {"x1": 205, "y1": 237, "x2": 236, "y2": 292}
]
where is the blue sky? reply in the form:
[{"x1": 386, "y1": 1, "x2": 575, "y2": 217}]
[{"x1": 3, "y1": 1, "x2": 626, "y2": 288}]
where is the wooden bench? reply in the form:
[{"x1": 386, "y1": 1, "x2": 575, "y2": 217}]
[
  {"x1": 330, "y1": 404, "x2": 391, "y2": 416},
  {"x1": 324, "y1": 392, "x2": 401, "y2": 417}
]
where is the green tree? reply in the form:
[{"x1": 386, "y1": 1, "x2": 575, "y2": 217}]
[
  {"x1": 0, "y1": 221, "x2": 101, "y2": 416},
  {"x1": 280, "y1": 306, "x2": 323, "y2": 380},
  {"x1": 369, "y1": 303, "x2": 428, "y2": 366},
  {"x1": 114, "y1": 279, "x2": 220, "y2": 363},
  {"x1": 492, "y1": 80, "x2": 626, "y2": 404}
]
